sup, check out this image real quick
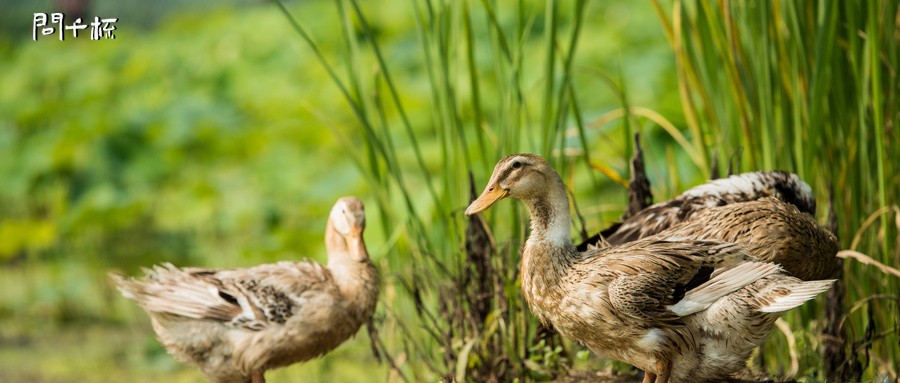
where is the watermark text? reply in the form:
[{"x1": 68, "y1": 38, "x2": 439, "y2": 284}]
[{"x1": 33, "y1": 13, "x2": 118, "y2": 41}]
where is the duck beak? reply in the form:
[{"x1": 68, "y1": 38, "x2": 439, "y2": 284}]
[{"x1": 465, "y1": 181, "x2": 508, "y2": 216}]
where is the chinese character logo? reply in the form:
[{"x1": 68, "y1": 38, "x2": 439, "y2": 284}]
[{"x1": 33, "y1": 13, "x2": 118, "y2": 41}]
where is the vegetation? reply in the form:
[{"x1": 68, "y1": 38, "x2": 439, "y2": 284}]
[{"x1": 0, "y1": 0, "x2": 896, "y2": 382}]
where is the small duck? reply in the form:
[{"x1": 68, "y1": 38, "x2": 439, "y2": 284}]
[
  {"x1": 466, "y1": 154, "x2": 833, "y2": 383},
  {"x1": 111, "y1": 197, "x2": 379, "y2": 383},
  {"x1": 579, "y1": 171, "x2": 816, "y2": 249}
]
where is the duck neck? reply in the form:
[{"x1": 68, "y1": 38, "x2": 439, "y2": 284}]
[
  {"x1": 325, "y1": 225, "x2": 379, "y2": 307},
  {"x1": 520, "y1": 173, "x2": 578, "y2": 277},
  {"x1": 518, "y1": 174, "x2": 577, "y2": 319},
  {"x1": 521, "y1": 175, "x2": 575, "y2": 251}
]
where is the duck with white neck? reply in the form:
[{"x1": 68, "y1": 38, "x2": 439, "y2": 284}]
[{"x1": 466, "y1": 154, "x2": 833, "y2": 383}]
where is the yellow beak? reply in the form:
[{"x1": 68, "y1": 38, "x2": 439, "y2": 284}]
[{"x1": 465, "y1": 183, "x2": 508, "y2": 216}]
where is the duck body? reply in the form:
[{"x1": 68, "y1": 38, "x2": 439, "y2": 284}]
[
  {"x1": 467, "y1": 154, "x2": 833, "y2": 383},
  {"x1": 523, "y1": 235, "x2": 828, "y2": 383},
  {"x1": 112, "y1": 197, "x2": 378, "y2": 383},
  {"x1": 521, "y1": 237, "x2": 758, "y2": 377},
  {"x1": 580, "y1": 171, "x2": 816, "y2": 249},
  {"x1": 659, "y1": 197, "x2": 839, "y2": 280}
]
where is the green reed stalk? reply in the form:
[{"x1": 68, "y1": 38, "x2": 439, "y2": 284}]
[{"x1": 658, "y1": 1, "x2": 898, "y2": 379}]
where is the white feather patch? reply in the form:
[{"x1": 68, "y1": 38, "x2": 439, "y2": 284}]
[
  {"x1": 236, "y1": 294, "x2": 258, "y2": 321},
  {"x1": 682, "y1": 173, "x2": 762, "y2": 198},
  {"x1": 668, "y1": 262, "x2": 781, "y2": 317},
  {"x1": 760, "y1": 279, "x2": 835, "y2": 313},
  {"x1": 636, "y1": 328, "x2": 666, "y2": 351},
  {"x1": 330, "y1": 199, "x2": 352, "y2": 235},
  {"x1": 544, "y1": 221, "x2": 573, "y2": 246}
]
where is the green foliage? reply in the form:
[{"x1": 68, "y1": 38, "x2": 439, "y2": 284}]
[
  {"x1": 0, "y1": 0, "x2": 896, "y2": 382},
  {"x1": 0, "y1": 5, "x2": 366, "y2": 267},
  {"x1": 0, "y1": 5, "x2": 378, "y2": 381}
]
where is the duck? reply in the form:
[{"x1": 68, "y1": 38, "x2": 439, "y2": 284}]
[
  {"x1": 578, "y1": 171, "x2": 816, "y2": 250},
  {"x1": 111, "y1": 197, "x2": 379, "y2": 383},
  {"x1": 465, "y1": 154, "x2": 834, "y2": 383}
]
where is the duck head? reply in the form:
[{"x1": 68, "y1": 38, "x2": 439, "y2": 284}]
[
  {"x1": 328, "y1": 196, "x2": 369, "y2": 262},
  {"x1": 465, "y1": 154, "x2": 559, "y2": 215}
]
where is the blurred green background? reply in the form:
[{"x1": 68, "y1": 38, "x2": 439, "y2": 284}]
[{"x1": 0, "y1": 0, "x2": 896, "y2": 382}]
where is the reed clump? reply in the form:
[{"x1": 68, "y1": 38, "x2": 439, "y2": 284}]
[{"x1": 276, "y1": 0, "x2": 898, "y2": 381}]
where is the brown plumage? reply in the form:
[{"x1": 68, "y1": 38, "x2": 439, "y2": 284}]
[
  {"x1": 658, "y1": 198, "x2": 839, "y2": 281},
  {"x1": 578, "y1": 171, "x2": 817, "y2": 250},
  {"x1": 111, "y1": 197, "x2": 379, "y2": 383},
  {"x1": 466, "y1": 154, "x2": 833, "y2": 383},
  {"x1": 684, "y1": 273, "x2": 834, "y2": 381},
  {"x1": 637, "y1": 199, "x2": 839, "y2": 380}
]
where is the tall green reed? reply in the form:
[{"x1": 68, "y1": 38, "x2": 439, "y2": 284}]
[
  {"x1": 275, "y1": 0, "x2": 612, "y2": 379},
  {"x1": 654, "y1": 0, "x2": 898, "y2": 380},
  {"x1": 276, "y1": 0, "x2": 898, "y2": 380}
]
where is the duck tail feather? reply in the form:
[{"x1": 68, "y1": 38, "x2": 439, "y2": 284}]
[{"x1": 669, "y1": 262, "x2": 781, "y2": 316}]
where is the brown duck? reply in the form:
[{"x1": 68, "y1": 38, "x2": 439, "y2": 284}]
[
  {"x1": 466, "y1": 154, "x2": 833, "y2": 383},
  {"x1": 111, "y1": 197, "x2": 379, "y2": 383}
]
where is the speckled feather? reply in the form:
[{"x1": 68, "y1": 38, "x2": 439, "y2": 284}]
[
  {"x1": 522, "y1": 237, "x2": 778, "y2": 376},
  {"x1": 658, "y1": 197, "x2": 839, "y2": 281},
  {"x1": 640, "y1": 198, "x2": 839, "y2": 381},
  {"x1": 588, "y1": 171, "x2": 816, "y2": 247}
]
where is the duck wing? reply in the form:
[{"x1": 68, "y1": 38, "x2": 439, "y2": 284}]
[
  {"x1": 111, "y1": 260, "x2": 333, "y2": 330},
  {"x1": 594, "y1": 240, "x2": 779, "y2": 324},
  {"x1": 658, "y1": 198, "x2": 840, "y2": 280}
]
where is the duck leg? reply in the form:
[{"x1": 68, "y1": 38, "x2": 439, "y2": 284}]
[
  {"x1": 641, "y1": 370, "x2": 657, "y2": 383},
  {"x1": 654, "y1": 359, "x2": 671, "y2": 383},
  {"x1": 251, "y1": 371, "x2": 266, "y2": 383}
]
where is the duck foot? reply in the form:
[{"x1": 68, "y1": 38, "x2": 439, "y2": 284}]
[{"x1": 654, "y1": 360, "x2": 671, "y2": 383}]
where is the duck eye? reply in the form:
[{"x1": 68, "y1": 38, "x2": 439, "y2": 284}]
[{"x1": 512, "y1": 161, "x2": 522, "y2": 169}]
